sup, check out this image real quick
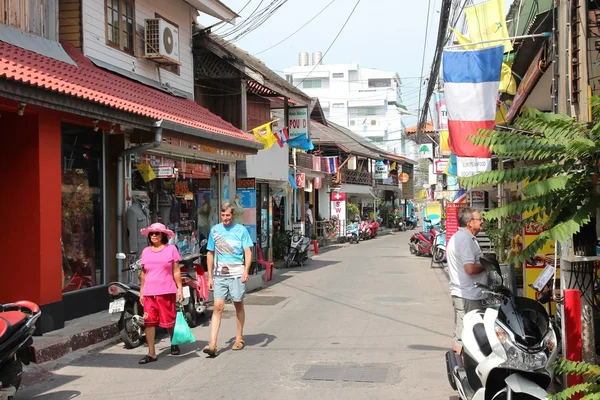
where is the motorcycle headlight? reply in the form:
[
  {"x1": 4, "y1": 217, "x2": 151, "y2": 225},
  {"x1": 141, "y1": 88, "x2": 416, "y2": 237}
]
[{"x1": 496, "y1": 323, "x2": 548, "y2": 370}]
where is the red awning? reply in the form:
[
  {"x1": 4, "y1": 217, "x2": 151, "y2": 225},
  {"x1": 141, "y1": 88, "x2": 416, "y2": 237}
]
[{"x1": 0, "y1": 40, "x2": 257, "y2": 144}]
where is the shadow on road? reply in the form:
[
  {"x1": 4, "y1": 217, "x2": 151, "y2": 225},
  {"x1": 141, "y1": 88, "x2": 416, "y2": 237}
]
[
  {"x1": 219, "y1": 333, "x2": 277, "y2": 354},
  {"x1": 22, "y1": 390, "x2": 82, "y2": 400},
  {"x1": 17, "y1": 373, "x2": 81, "y2": 400}
]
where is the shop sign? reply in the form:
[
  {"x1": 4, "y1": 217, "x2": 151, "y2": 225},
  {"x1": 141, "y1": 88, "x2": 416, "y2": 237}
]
[
  {"x1": 236, "y1": 177, "x2": 256, "y2": 190},
  {"x1": 399, "y1": 172, "x2": 410, "y2": 183},
  {"x1": 434, "y1": 158, "x2": 448, "y2": 174},
  {"x1": 445, "y1": 203, "x2": 466, "y2": 241},
  {"x1": 470, "y1": 190, "x2": 485, "y2": 203},
  {"x1": 456, "y1": 156, "x2": 491, "y2": 177},
  {"x1": 436, "y1": 94, "x2": 448, "y2": 130},
  {"x1": 235, "y1": 178, "x2": 257, "y2": 243},
  {"x1": 330, "y1": 192, "x2": 346, "y2": 237},
  {"x1": 154, "y1": 166, "x2": 174, "y2": 178},
  {"x1": 418, "y1": 143, "x2": 434, "y2": 159},
  {"x1": 288, "y1": 106, "x2": 309, "y2": 139},
  {"x1": 314, "y1": 177, "x2": 323, "y2": 189},
  {"x1": 295, "y1": 173, "x2": 306, "y2": 188},
  {"x1": 374, "y1": 161, "x2": 388, "y2": 180}
]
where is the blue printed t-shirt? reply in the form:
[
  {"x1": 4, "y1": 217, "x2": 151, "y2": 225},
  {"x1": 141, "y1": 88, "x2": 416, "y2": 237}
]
[{"x1": 207, "y1": 223, "x2": 253, "y2": 277}]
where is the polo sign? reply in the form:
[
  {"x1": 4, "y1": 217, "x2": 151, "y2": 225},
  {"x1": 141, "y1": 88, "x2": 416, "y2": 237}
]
[
  {"x1": 418, "y1": 143, "x2": 434, "y2": 159},
  {"x1": 330, "y1": 192, "x2": 346, "y2": 237}
]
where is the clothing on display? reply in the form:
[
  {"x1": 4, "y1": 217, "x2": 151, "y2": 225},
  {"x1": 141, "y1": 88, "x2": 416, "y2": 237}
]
[{"x1": 126, "y1": 196, "x2": 150, "y2": 254}]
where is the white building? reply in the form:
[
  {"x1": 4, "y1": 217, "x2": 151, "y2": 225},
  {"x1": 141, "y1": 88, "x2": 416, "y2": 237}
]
[{"x1": 284, "y1": 52, "x2": 410, "y2": 155}]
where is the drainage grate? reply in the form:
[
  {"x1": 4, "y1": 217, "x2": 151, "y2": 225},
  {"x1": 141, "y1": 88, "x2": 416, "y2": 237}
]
[
  {"x1": 243, "y1": 295, "x2": 287, "y2": 306},
  {"x1": 302, "y1": 365, "x2": 389, "y2": 383}
]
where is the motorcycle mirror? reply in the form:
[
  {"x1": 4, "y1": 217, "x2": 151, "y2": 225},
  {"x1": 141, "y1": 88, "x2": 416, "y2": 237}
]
[
  {"x1": 479, "y1": 256, "x2": 502, "y2": 285},
  {"x1": 116, "y1": 253, "x2": 127, "y2": 260}
]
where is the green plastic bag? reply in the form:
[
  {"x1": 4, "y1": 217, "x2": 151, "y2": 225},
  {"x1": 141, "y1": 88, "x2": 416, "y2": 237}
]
[{"x1": 171, "y1": 311, "x2": 196, "y2": 346}]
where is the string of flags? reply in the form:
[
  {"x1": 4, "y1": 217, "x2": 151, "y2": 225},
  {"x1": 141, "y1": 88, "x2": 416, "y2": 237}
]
[{"x1": 251, "y1": 120, "x2": 313, "y2": 151}]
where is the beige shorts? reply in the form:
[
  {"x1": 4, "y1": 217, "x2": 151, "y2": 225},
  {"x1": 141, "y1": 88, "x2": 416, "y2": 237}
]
[{"x1": 452, "y1": 296, "x2": 484, "y2": 346}]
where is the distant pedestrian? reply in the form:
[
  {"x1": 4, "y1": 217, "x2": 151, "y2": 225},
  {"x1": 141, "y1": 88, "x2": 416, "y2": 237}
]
[
  {"x1": 306, "y1": 204, "x2": 314, "y2": 237},
  {"x1": 138, "y1": 223, "x2": 184, "y2": 364},
  {"x1": 203, "y1": 203, "x2": 253, "y2": 357},
  {"x1": 446, "y1": 208, "x2": 487, "y2": 354}
]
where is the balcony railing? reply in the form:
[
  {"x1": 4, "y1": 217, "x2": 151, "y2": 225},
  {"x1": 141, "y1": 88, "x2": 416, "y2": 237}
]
[{"x1": 339, "y1": 168, "x2": 372, "y2": 186}]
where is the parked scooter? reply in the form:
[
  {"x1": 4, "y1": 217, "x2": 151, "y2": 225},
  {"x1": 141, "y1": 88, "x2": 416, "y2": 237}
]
[
  {"x1": 108, "y1": 253, "x2": 145, "y2": 349},
  {"x1": 0, "y1": 301, "x2": 40, "y2": 400},
  {"x1": 346, "y1": 219, "x2": 360, "y2": 243},
  {"x1": 179, "y1": 239, "x2": 210, "y2": 328},
  {"x1": 359, "y1": 219, "x2": 371, "y2": 241},
  {"x1": 284, "y1": 231, "x2": 311, "y2": 268},
  {"x1": 406, "y1": 214, "x2": 418, "y2": 230},
  {"x1": 445, "y1": 256, "x2": 558, "y2": 400},
  {"x1": 408, "y1": 219, "x2": 438, "y2": 256},
  {"x1": 430, "y1": 230, "x2": 447, "y2": 267},
  {"x1": 369, "y1": 217, "x2": 381, "y2": 238}
]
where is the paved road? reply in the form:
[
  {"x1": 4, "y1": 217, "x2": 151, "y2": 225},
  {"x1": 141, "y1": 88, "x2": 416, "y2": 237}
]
[{"x1": 19, "y1": 231, "x2": 456, "y2": 400}]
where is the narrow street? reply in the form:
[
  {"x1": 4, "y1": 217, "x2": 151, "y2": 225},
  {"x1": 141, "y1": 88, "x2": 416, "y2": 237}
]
[{"x1": 20, "y1": 231, "x2": 455, "y2": 400}]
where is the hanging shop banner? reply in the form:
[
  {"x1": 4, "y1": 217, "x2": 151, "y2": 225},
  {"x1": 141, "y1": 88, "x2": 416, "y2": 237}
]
[
  {"x1": 374, "y1": 161, "x2": 389, "y2": 180},
  {"x1": 434, "y1": 158, "x2": 448, "y2": 174},
  {"x1": 418, "y1": 143, "x2": 434, "y2": 159},
  {"x1": 456, "y1": 156, "x2": 492, "y2": 177},
  {"x1": 235, "y1": 178, "x2": 257, "y2": 243},
  {"x1": 153, "y1": 166, "x2": 175, "y2": 178},
  {"x1": 445, "y1": 203, "x2": 467, "y2": 242},
  {"x1": 421, "y1": 201, "x2": 442, "y2": 232},
  {"x1": 288, "y1": 106, "x2": 309, "y2": 139},
  {"x1": 330, "y1": 192, "x2": 346, "y2": 238},
  {"x1": 314, "y1": 177, "x2": 323, "y2": 190},
  {"x1": 295, "y1": 173, "x2": 306, "y2": 188}
]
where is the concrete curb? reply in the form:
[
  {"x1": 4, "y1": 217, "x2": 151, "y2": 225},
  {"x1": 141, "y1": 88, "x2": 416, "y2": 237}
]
[{"x1": 35, "y1": 321, "x2": 119, "y2": 364}]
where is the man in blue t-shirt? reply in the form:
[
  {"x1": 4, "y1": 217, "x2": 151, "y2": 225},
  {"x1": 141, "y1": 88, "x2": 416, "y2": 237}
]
[{"x1": 203, "y1": 202, "x2": 253, "y2": 357}]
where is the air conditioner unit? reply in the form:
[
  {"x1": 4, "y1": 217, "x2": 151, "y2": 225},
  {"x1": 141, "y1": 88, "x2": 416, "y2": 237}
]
[{"x1": 144, "y1": 18, "x2": 180, "y2": 65}]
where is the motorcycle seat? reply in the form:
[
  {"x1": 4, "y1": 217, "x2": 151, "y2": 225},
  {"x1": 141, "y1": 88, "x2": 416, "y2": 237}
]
[
  {"x1": 0, "y1": 311, "x2": 27, "y2": 342},
  {"x1": 179, "y1": 253, "x2": 201, "y2": 266},
  {"x1": 421, "y1": 233, "x2": 433, "y2": 240}
]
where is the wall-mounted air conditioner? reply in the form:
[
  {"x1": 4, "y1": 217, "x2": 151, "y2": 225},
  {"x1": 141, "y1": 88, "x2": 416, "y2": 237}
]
[{"x1": 143, "y1": 18, "x2": 180, "y2": 65}]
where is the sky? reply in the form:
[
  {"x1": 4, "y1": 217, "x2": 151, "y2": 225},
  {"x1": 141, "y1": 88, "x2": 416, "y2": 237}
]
[{"x1": 200, "y1": 0, "x2": 516, "y2": 128}]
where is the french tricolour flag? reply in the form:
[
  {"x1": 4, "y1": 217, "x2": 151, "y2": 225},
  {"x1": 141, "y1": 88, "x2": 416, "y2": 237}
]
[
  {"x1": 442, "y1": 45, "x2": 504, "y2": 158},
  {"x1": 324, "y1": 156, "x2": 339, "y2": 174}
]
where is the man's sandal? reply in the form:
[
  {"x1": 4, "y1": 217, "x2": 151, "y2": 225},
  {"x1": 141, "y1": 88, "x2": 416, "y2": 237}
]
[
  {"x1": 138, "y1": 355, "x2": 158, "y2": 364},
  {"x1": 202, "y1": 344, "x2": 218, "y2": 357},
  {"x1": 232, "y1": 340, "x2": 245, "y2": 351}
]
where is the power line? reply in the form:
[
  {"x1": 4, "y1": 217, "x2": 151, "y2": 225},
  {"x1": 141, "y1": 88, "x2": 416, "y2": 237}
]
[
  {"x1": 417, "y1": 0, "x2": 434, "y2": 127},
  {"x1": 294, "y1": 0, "x2": 362, "y2": 88},
  {"x1": 253, "y1": 0, "x2": 338, "y2": 55}
]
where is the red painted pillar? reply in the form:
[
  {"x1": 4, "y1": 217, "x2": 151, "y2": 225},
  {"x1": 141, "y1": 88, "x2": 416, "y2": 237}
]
[{"x1": 563, "y1": 289, "x2": 583, "y2": 399}]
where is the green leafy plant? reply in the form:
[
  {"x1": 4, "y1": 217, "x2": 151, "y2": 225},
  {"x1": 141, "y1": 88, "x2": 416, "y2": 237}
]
[
  {"x1": 347, "y1": 203, "x2": 360, "y2": 221},
  {"x1": 461, "y1": 98, "x2": 600, "y2": 264},
  {"x1": 272, "y1": 231, "x2": 288, "y2": 261},
  {"x1": 550, "y1": 358, "x2": 600, "y2": 399}
]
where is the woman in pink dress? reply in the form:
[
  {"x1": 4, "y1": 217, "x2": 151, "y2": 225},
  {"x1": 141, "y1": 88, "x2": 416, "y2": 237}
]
[{"x1": 138, "y1": 223, "x2": 184, "y2": 364}]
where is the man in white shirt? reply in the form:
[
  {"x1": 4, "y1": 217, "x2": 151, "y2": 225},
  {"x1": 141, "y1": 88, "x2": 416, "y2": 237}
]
[
  {"x1": 446, "y1": 207, "x2": 487, "y2": 353},
  {"x1": 306, "y1": 204, "x2": 314, "y2": 237}
]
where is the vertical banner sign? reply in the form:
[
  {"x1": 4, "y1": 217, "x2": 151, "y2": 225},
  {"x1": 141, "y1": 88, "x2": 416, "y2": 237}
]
[
  {"x1": 436, "y1": 93, "x2": 451, "y2": 156},
  {"x1": 330, "y1": 192, "x2": 346, "y2": 237},
  {"x1": 374, "y1": 161, "x2": 389, "y2": 180},
  {"x1": 295, "y1": 173, "x2": 306, "y2": 189},
  {"x1": 422, "y1": 201, "x2": 442, "y2": 231},
  {"x1": 445, "y1": 203, "x2": 467, "y2": 241},
  {"x1": 236, "y1": 178, "x2": 257, "y2": 243},
  {"x1": 288, "y1": 106, "x2": 309, "y2": 139}
]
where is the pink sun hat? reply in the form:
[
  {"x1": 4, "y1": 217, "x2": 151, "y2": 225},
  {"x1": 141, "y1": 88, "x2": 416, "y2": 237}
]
[{"x1": 140, "y1": 223, "x2": 175, "y2": 238}]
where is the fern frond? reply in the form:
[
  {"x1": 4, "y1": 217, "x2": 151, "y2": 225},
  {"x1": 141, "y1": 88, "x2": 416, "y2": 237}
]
[
  {"x1": 564, "y1": 137, "x2": 597, "y2": 159},
  {"x1": 461, "y1": 164, "x2": 564, "y2": 187},
  {"x1": 483, "y1": 192, "x2": 567, "y2": 221},
  {"x1": 550, "y1": 383, "x2": 596, "y2": 400},
  {"x1": 522, "y1": 175, "x2": 573, "y2": 197},
  {"x1": 554, "y1": 358, "x2": 600, "y2": 377},
  {"x1": 515, "y1": 111, "x2": 586, "y2": 140}
]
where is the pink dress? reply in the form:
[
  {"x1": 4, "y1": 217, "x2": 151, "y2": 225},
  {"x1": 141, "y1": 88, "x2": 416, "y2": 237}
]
[{"x1": 140, "y1": 245, "x2": 180, "y2": 296}]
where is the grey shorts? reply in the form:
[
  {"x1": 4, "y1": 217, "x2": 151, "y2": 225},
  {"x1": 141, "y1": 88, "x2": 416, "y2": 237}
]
[
  {"x1": 452, "y1": 296, "x2": 484, "y2": 345},
  {"x1": 214, "y1": 277, "x2": 246, "y2": 302}
]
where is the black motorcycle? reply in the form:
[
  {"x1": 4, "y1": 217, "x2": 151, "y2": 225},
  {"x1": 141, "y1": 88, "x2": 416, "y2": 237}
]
[
  {"x1": 0, "y1": 301, "x2": 41, "y2": 399},
  {"x1": 108, "y1": 254, "x2": 144, "y2": 349}
]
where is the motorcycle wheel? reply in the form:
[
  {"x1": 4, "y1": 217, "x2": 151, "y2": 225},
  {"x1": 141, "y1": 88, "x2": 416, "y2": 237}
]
[
  {"x1": 0, "y1": 358, "x2": 22, "y2": 393},
  {"x1": 409, "y1": 245, "x2": 417, "y2": 255},
  {"x1": 120, "y1": 306, "x2": 143, "y2": 349},
  {"x1": 284, "y1": 253, "x2": 293, "y2": 269},
  {"x1": 185, "y1": 293, "x2": 200, "y2": 328}
]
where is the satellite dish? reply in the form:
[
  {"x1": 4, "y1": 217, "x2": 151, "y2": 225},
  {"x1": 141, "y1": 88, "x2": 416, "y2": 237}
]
[{"x1": 163, "y1": 27, "x2": 174, "y2": 54}]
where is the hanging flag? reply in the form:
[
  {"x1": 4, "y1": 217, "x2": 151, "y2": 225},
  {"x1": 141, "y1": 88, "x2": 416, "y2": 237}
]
[
  {"x1": 464, "y1": 0, "x2": 512, "y2": 53},
  {"x1": 252, "y1": 120, "x2": 277, "y2": 150},
  {"x1": 275, "y1": 128, "x2": 290, "y2": 148},
  {"x1": 391, "y1": 161, "x2": 397, "y2": 171},
  {"x1": 287, "y1": 133, "x2": 314, "y2": 151},
  {"x1": 454, "y1": 188, "x2": 468, "y2": 203},
  {"x1": 288, "y1": 173, "x2": 299, "y2": 189},
  {"x1": 443, "y1": 45, "x2": 503, "y2": 159},
  {"x1": 444, "y1": 153, "x2": 458, "y2": 176},
  {"x1": 324, "y1": 156, "x2": 339, "y2": 174},
  {"x1": 449, "y1": 26, "x2": 516, "y2": 95}
]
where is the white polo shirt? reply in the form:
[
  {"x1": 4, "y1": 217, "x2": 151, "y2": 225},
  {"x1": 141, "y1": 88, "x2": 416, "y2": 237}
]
[{"x1": 447, "y1": 228, "x2": 488, "y2": 300}]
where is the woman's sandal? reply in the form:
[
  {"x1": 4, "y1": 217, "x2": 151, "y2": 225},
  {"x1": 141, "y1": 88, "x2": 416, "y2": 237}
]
[
  {"x1": 170, "y1": 345, "x2": 180, "y2": 356},
  {"x1": 232, "y1": 340, "x2": 245, "y2": 351},
  {"x1": 138, "y1": 355, "x2": 158, "y2": 364},
  {"x1": 202, "y1": 344, "x2": 218, "y2": 357}
]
